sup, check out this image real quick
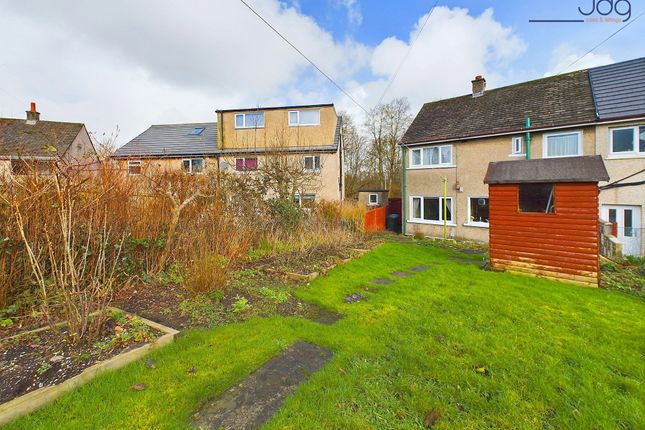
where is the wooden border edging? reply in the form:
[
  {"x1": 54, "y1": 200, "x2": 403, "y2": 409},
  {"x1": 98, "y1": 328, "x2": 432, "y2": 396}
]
[{"x1": 0, "y1": 308, "x2": 179, "y2": 427}]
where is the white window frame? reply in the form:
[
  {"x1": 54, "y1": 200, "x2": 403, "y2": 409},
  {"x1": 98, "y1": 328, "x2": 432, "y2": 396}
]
[
  {"x1": 609, "y1": 125, "x2": 645, "y2": 157},
  {"x1": 368, "y1": 193, "x2": 379, "y2": 206},
  {"x1": 408, "y1": 144, "x2": 454, "y2": 169},
  {"x1": 511, "y1": 136, "x2": 524, "y2": 156},
  {"x1": 127, "y1": 160, "x2": 142, "y2": 176},
  {"x1": 542, "y1": 131, "x2": 582, "y2": 158},
  {"x1": 182, "y1": 158, "x2": 204, "y2": 174},
  {"x1": 235, "y1": 112, "x2": 265, "y2": 129},
  {"x1": 288, "y1": 109, "x2": 321, "y2": 127},
  {"x1": 234, "y1": 157, "x2": 258, "y2": 172},
  {"x1": 303, "y1": 155, "x2": 321, "y2": 172},
  {"x1": 408, "y1": 196, "x2": 455, "y2": 225},
  {"x1": 294, "y1": 193, "x2": 316, "y2": 208},
  {"x1": 466, "y1": 196, "x2": 489, "y2": 228}
]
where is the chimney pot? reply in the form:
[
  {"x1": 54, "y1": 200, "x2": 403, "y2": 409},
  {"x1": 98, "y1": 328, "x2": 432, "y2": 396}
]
[
  {"x1": 471, "y1": 75, "x2": 486, "y2": 97},
  {"x1": 26, "y1": 102, "x2": 40, "y2": 122}
]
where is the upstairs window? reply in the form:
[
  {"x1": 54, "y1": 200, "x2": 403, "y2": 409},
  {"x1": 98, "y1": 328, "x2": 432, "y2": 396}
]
[
  {"x1": 189, "y1": 127, "x2": 205, "y2": 135},
  {"x1": 235, "y1": 112, "x2": 265, "y2": 129},
  {"x1": 289, "y1": 109, "x2": 320, "y2": 126},
  {"x1": 610, "y1": 126, "x2": 645, "y2": 155},
  {"x1": 543, "y1": 131, "x2": 581, "y2": 158},
  {"x1": 182, "y1": 158, "x2": 204, "y2": 174},
  {"x1": 127, "y1": 160, "x2": 142, "y2": 176},
  {"x1": 511, "y1": 136, "x2": 524, "y2": 155},
  {"x1": 410, "y1": 145, "x2": 453, "y2": 168},
  {"x1": 235, "y1": 157, "x2": 258, "y2": 171},
  {"x1": 519, "y1": 183, "x2": 555, "y2": 213},
  {"x1": 304, "y1": 155, "x2": 321, "y2": 172}
]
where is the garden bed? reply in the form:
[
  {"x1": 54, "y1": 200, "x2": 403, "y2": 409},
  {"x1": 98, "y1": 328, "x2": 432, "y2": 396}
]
[{"x1": 0, "y1": 308, "x2": 177, "y2": 426}]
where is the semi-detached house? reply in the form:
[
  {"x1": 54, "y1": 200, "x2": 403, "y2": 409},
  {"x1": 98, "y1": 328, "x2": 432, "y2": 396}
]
[
  {"x1": 401, "y1": 57, "x2": 645, "y2": 256},
  {"x1": 112, "y1": 103, "x2": 344, "y2": 204}
]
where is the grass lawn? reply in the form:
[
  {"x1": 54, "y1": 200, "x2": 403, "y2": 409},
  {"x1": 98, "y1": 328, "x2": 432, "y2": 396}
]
[{"x1": 5, "y1": 243, "x2": 644, "y2": 429}]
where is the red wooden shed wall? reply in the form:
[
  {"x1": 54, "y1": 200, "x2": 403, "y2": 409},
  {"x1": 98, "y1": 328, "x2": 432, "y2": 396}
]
[{"x1": 488, "y1": 182, "x2": 600, "y2": 287}]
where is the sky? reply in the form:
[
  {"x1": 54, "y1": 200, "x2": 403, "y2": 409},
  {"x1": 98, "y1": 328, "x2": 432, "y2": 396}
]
[{"x1": 0, "y1": 0, "x2": 643, "y2": 146}]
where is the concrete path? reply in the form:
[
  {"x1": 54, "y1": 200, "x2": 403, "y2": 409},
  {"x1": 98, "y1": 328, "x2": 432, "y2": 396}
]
[{"x1": 192, "y1": 342, "x2": 332, "y2": 430}]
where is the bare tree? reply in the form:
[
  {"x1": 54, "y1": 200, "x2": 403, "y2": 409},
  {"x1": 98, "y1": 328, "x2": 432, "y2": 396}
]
[
  {"x1": 91, "y1": 126, "x2": 120, "y2": 162},
  {"x1": 339, "y1": 112, "x2": 369, "y2": 198},
  {"x1": 365, "y1": 98, "x2": 412, "y2": 192}
]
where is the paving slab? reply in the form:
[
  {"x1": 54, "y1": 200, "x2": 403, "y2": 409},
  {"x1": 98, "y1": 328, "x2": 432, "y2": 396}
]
[
  {"x1": 344, "y1": 293, "x2": 366, "y2": 303},
  {"x1": 390, "y1": 271, "x2": 412, "y2": 278},
  {"x1": 448, "y1": 257, "x2": 483, "y2": 265},
  {"x1": 192, "y1": 342, "x2": 332, "y2": 430},
  {"x1": 371, "y1": 278, "x2": 394, "y2": 285},
  {"x1": 409, "y1": 265, "x2": 432, "y2": 272},
  {"x1": 458, "y1": 249, "x2": 487, "y2": 255},
  {"x1": 302, "y1": 304, "x2": 344, "y2": 325}
]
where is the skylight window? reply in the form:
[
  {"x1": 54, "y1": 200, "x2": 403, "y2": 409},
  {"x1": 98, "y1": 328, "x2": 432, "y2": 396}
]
[{"x1": 190, "y1": 127, "x2": 205, "y2": 135}]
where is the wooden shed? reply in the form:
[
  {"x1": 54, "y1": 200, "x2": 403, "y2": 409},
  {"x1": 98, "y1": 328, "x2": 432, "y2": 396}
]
[{"x1": 484, "y1": 156, "x2": 609, "y2": 287}]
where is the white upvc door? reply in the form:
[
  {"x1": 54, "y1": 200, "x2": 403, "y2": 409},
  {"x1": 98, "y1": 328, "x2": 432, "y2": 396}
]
[{"x1": 602, "y1": 205, "x2": 642, "y2": 256}]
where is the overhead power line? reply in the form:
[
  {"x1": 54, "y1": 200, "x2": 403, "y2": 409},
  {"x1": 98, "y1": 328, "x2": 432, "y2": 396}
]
[
  {"x1": 237, "y1": 0, "x2": 369, "y2": 114},
  {"x1": 376, "y1": 0, "x2": 439, "y2": 106},
  {"x1": 561, "y1": 9, "x2": 645, "y2": 73}
]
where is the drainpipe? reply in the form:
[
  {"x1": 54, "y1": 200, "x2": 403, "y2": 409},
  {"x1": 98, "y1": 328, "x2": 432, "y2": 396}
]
[
  {"x1": 443, "y1": 176, "x2": 448, "y2": 240},
  {"x1": 525, "y1": 117, "x2": 531, "y2": 160},
  {"x1": 402, "y1": 145, "x2": 407, "y2": 236}
]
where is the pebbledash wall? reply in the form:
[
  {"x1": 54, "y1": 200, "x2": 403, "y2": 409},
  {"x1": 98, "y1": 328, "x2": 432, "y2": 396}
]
[{"x1": 404, "y1": 126, "x2": 597, "y2": 242}]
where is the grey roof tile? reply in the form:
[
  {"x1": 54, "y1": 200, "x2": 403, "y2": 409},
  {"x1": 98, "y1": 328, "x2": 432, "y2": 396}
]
[
  {"x1": 113, "y1": 122, "x2": 218, "y2": 158},
  {"x1": 0, "y1": 118, "x2": 84, "y2": 158},
  {"x1": 589, "y1": 57, "x2": 645, "y2": 119}
]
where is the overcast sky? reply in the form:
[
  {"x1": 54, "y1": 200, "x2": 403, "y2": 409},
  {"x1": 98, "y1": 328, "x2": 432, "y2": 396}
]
[{"x1": 0, "y1": 0, "x2": 643, "y2": 146}]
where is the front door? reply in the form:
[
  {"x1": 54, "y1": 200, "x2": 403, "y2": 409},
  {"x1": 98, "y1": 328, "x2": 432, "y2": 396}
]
[{"x1": 602, "y1": 205, "x2": 642, "y2": 256}]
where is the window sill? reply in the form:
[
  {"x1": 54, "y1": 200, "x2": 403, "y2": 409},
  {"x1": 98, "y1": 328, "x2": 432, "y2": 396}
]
[
  {"x1": 464, "y1": 222, "x2": 489, "y2": 229},
  {"x1": 408, "y1": 219, "x2": 456, "y2": 226},
  {"x1": 235, "y1": 126, "x2": 265, "y2": 130},
  {"x1": 508, "y1": 154, "x2": 525, "y2": 158},
  {"x1": 288, "y1": 124, "x2": 320, "y2": 127},
  {"x1": 407, "y1": 164, "x2": 456, "y2": 170},
  {"x1": 543, "y1": 154, "x2": 582, "y2": 159},
  {"x1": 606, "y1": 153, "x2": 645, "y2": 160}
]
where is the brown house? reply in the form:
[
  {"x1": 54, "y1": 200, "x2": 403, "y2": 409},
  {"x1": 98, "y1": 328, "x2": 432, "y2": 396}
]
[
  {"x1": 484, "y1": 156, "x2": 609, "y2": 287},
  {"x1": 112, "y1": 103, "x2": 344, "y2": 203},
  {"x1": 0, "y1": 103, "x2": 98, "y2": 175}
]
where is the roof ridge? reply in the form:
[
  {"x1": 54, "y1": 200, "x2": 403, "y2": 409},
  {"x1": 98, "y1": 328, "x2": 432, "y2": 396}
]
[{"x1": 0, "y1": 117, "x2": 84, "y2": 126}]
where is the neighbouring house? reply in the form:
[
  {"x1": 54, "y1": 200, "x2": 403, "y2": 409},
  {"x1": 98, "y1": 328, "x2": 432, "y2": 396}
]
[
  {"x1": 401, "y1": 57, "x2": 645, "y2": 256},
  {"x1": 112, "y1": 103, "x2": 344, "y2": 203},
  {"x1": 0, "y1": 103, "x2": 98, "y2": 175},
  {"x1": 484, "y1": 156, "x2": 609, "y2": 287},
  {"x1": 357, "y1": 189, "x2": 388, "y2": 208}
]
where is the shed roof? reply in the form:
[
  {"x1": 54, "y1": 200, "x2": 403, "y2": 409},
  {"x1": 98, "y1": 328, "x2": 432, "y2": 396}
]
[
  {"x1": 588, "y1": 57, "x2": 645, "y2": 119},
  {"x1": 0, "y1": 118, "x2": 84, "y2": 158},
  {"x1": 402, "y1": 70, "x2": 597, "y2": 145},
  {"x1": 113, "y1": 123, "x2": 218, "y2": 158},
  {"x1": 484, "y1": 155, "x2": 609, "y2": 184}
]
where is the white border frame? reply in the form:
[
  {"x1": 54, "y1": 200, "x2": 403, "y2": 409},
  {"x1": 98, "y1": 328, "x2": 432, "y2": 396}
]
[
  {"x1": 288, "y1": 109, "x2": 321, "y2": 127},
  {"x1": 465, "y1": 196, "x2": 490, "y2": 228},
  {"x1": 303, "y1": 155, "x2": 321, "y2": 172},
  {"x1": 510, "y1": 136, "x2": 524, "y2": 156},
  {"x1": 368, "y1": 193, "x2": 379, "y2": 206},
  {"x1": 542, "y1": 130, "x2": 583, "y2": 158},
  {"x1": 408, "y1": 195, "x2": 455, "y2": 225},
  {"x1": 235, "y1": 112, "x2": 265, "y2": 129},
  {"x1": 234, "y1": 157, "x2": 259, "y2": 172},
  {"x1": 181, "y1": 158, "x2": 204, "y2": 174},
  {"x1": 127, "y1": 160, "x2": 142, "y2": 176},
  {"x1": 408, "y1": 144, "x2": 454, "y2": 169},
  {"x1": 609, "y1": 125, "x2": 645, "y2": 157}
]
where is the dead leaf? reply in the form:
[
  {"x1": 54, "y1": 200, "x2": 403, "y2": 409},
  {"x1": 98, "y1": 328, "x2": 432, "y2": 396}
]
[
  {"x1": 424, "y1": 410, "x2": 441, "y2": 427},
  {"x1": 114, "y1": 325, "x2": 124, "y2": 334},
  {"x1": 131, "y1": 383, "x2": 146, "y2": 391}
]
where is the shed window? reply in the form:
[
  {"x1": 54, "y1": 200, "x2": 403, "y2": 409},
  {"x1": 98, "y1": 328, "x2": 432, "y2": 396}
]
[
  {"x1": 182, "y1": 158, "x2": 204, "y2": 174},
  {"x1": 544, "y1": 132, "x2": 581, "y2": 158},
  {"x1": 368, "y1": 193, "x2": 378, "y2": 205},
  {"x1": 128, "y1": 160, "x2": 142, "y2": 175},
  {"x1": 519, "y1": 183, "x2": 555, "y2": 213},
  {"x1": 235, "y1": 157, "x2": 258, "y2": 171}
]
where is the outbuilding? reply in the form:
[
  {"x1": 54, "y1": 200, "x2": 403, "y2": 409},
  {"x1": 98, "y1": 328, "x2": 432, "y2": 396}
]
[{"x1": 484, "y1": 156, "x2": 609, "y2": 287}]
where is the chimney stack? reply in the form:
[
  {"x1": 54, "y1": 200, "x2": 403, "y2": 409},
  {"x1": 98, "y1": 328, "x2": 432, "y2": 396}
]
[
  {"x1": 471, "y1": 75, "x2": 486, "y2": 97},
  {"x1": 26, "y1": 102, "x2": 40, "y2": 122}
]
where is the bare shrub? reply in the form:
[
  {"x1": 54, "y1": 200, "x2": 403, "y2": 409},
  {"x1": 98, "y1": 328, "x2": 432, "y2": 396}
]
[{"x1": 185, "y1": 254, "x2": 229, "y2": 294}]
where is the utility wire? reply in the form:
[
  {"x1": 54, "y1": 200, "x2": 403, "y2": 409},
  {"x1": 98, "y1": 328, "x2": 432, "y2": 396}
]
[
  {"x1": 376, "y1": 0, "x2": 439, "y2": 107},
  {"x1": 560, "y1": 9, "x2": 645, "y2": 73},
  {"x1": 237, "y1": 0, "x2": 369, "y2": 114}
]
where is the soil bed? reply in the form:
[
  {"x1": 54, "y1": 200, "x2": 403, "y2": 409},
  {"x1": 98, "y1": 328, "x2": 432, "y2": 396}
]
[{"x1": 0, "y1": 313, "x2": 160, "y2": 405}]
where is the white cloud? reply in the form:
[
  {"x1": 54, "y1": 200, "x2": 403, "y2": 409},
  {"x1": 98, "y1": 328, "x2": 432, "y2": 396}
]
[
  {"x1": 364, "y1": 7, "x2": 527, "y2": 110},
  {"x1": 335, "y1": 0, "x2": 363, "y2": 26},
  {"x1": 544, "y1": 44, "x2": 615, "y2": 76}
]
